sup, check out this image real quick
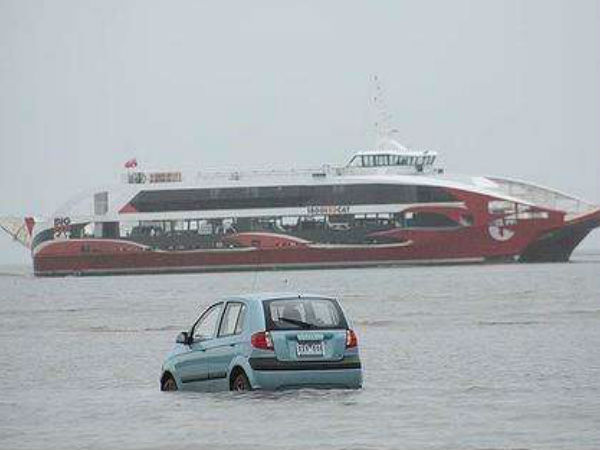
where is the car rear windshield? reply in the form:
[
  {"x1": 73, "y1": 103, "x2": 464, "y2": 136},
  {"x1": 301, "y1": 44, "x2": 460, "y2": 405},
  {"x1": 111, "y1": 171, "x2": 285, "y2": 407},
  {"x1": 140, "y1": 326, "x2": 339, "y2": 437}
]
[{"x1": 263, "y1": 297, "x2": 348, "y2": 331}]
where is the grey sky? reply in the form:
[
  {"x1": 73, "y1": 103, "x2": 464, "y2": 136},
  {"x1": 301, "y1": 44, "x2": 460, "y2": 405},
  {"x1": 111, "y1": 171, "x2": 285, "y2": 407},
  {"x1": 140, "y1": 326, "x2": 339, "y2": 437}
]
[{"x1": 1, "y1": 0, "x2": 599, "y2": 264}]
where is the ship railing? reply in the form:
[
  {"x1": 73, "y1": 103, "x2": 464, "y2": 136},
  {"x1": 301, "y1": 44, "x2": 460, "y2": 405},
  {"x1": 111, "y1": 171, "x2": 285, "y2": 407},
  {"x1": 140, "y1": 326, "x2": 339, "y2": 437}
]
[
  {"x1": 120, "y1": 167, "x2": 337, "y2": 184},
  {"x1": 194, "y1": 164, "x2": 440, "y2": 181},
  {"x1": 194, "y1": 166, "x2": 337, "y2": 181},
  {"x1": 121, "y1": 161, "x2": 442, "y2": 185}
]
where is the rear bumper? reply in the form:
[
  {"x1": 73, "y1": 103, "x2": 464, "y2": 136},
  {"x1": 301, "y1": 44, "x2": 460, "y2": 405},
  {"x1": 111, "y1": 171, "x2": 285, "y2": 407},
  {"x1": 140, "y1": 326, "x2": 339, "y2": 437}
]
[
  {"x1": 247, "y1": 356, "x2": 362, "y2": 390},
  {"x1": 249, "y1": 357, "x2": 361, "y2": 371}
]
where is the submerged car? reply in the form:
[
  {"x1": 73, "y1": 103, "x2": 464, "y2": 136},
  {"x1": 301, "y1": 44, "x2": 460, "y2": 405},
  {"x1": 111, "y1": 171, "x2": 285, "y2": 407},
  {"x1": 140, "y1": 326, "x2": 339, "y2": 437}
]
[{"x1": 160, "y1": 293, "x2": 362, "y2": 391}]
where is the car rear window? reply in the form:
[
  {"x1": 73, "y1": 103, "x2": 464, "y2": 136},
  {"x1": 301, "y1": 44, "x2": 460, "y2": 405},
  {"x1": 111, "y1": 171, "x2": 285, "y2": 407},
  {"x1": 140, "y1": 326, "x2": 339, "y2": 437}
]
[{"x1": 263, "y1": 297, "x2": 348, "y2": 331}]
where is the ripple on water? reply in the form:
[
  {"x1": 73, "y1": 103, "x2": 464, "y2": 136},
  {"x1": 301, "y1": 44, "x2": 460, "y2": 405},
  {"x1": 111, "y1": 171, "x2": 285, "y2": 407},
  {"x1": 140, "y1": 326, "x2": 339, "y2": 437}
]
[{"x1": 0, "y1": 260, "x2": 599, "y2": 449}]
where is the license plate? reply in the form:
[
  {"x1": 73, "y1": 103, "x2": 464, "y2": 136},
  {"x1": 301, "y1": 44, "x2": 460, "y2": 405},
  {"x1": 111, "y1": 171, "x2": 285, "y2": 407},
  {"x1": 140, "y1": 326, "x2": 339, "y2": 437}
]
[{"x1": 296, "y1": 341, "x2": 324, "y2": 357}]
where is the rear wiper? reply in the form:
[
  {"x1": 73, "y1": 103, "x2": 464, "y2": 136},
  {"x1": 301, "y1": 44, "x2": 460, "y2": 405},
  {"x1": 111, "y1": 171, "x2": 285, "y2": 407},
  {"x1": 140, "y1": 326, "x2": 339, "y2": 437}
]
[{"x1": 279, "y1": 317, "x2": 314, "y2": 329}]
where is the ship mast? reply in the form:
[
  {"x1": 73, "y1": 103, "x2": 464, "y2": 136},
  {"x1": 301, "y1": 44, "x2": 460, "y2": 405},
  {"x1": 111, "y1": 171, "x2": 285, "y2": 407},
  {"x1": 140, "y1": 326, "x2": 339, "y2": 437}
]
[{"x1": 371, "y1": 75, "x2": 409, "y2": 153}]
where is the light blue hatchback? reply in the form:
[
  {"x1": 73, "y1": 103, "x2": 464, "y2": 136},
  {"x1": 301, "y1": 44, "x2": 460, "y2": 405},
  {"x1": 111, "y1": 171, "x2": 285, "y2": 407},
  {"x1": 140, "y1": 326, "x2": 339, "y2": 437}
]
[{"x1": 160, "y1": 293, "x2": 362, "y2": 391}]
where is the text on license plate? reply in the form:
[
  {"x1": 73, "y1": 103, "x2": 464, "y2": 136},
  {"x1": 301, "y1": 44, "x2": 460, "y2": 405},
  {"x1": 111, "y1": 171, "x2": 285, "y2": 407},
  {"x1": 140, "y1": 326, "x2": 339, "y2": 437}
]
[{"x1": 296, "y1": 342, "x2": 324, "y2": 356}]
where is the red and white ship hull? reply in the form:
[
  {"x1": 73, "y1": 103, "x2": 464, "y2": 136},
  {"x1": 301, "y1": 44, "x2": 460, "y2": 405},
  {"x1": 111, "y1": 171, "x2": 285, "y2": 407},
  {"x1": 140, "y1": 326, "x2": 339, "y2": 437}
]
[
  {"x1": 30, "y1": 194, "x2": 600, "y2": 276},
  {"x1": 4, "y1": 149, "x2": 599, "y2": 277}
]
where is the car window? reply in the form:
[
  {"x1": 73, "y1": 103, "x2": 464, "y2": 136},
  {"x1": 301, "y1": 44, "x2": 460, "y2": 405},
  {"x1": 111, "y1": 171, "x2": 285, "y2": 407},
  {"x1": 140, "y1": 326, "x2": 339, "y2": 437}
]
[
  {"x1": 193, "y1": 303, "x2": 223, "y2": 341},
  {"x1": 218, "y1": 302, "x2": 246, "y2": 337},
  {"x1": 234, "y1": 305, "x2": 246, "y2": 335},
  {"x1": 263, "y1": 298, "x2": 347, "y2": 330}
]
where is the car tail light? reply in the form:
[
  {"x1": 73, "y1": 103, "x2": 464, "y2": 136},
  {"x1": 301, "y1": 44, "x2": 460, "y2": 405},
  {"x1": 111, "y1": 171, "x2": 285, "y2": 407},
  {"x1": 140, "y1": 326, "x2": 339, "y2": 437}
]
[
  {"x1": 251, "y1": 331, "x2": 274, "y2": 350},
  {"x1": 346, "y1": 329, "x2": 358, "y2": 348}
]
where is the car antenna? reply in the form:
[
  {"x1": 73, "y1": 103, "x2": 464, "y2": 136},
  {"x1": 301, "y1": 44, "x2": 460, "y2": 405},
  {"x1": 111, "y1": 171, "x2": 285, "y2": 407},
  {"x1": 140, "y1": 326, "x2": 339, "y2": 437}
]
[
  {"x1": 251, "y1": 269, "x2": 259, "y2": 292},
  {"x1": 250, "y1": 241, "x2": 262, "y2": 292},
  {"x1": 281, "y1": 276, "x2": 297, "y2": 292}
]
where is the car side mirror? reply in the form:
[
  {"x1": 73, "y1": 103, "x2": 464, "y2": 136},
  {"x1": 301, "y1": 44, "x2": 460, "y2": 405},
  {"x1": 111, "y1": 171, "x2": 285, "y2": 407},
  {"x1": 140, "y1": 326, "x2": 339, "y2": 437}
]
[{"x1": 176, "y1": 331, "x2": 190, "y2": 345}]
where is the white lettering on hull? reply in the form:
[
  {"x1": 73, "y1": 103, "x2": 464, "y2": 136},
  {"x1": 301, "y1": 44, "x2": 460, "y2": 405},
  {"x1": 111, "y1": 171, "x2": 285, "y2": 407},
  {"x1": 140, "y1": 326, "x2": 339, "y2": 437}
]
[{"x1": 306, "y1": 205, "x2": 350, "y2": 216}]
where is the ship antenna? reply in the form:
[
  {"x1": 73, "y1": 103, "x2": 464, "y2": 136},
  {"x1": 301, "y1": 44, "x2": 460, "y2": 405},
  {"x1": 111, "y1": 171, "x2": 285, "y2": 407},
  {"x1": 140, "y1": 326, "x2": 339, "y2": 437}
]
[{"x1": 371, "y1": 75, "x2": 408, "y2": 152}]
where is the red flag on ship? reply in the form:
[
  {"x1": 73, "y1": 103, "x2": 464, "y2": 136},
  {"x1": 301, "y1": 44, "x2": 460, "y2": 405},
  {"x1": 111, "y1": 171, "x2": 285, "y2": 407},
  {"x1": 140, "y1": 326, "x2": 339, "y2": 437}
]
[
  {"x1": 124, "y1": 158, "x2": 138, "y2": 169},
  {"x1": 24, "y1": 217, "x2": 35, "y2": 236}
]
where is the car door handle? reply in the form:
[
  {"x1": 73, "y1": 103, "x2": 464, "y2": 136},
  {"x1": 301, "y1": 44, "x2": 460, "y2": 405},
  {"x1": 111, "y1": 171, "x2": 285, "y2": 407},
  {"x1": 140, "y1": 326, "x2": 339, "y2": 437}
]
[{"x1": 229, "y1": 343, "x2": 237, "y2": 347}]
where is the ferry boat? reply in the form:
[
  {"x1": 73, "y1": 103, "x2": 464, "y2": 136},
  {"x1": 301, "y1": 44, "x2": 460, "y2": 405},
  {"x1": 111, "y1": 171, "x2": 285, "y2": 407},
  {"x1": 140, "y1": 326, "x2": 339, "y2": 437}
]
[{"x1": 1, "y1": 141, "x2": 599, "y2": 276}]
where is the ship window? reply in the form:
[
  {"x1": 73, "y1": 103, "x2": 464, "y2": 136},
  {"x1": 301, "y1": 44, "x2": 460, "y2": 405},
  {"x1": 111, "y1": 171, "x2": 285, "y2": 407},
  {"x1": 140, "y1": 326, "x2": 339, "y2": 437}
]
[
  {"x1": 375, "y1": 155, "x2": 388, "y2": 166},
  {"x1": 128, "y1": 184, "x2": 457, "y2": 213},
  {"x1": 119, "y1": 221, "x2": 133, "y2": 238},
  {"x1": 298, "y1": 217, "x2": 325, "y2": 230},
  {"x1": 94, "y1": 192, "x2": 109, "y2": 215},
  {"x1": 363, "y1": 155, "x2": 374, "y2": 167},
  {"x1": 518, "y1": 210, "x2": 549, "y2": 220},
  {"x1": 128, "y1": 172, "x2": 147, "y2": 184},
  {"x1": 101, "y1": 222, "x2": 120, "y2": 239},
  {"x1": 82, "y1": 223, "x2": 93, "y2": 237},
  {"x1": 488, "y1": 200, "x2": 515, "y2": 214},
  {"x1": 198, "y1": 220, "x2": 212, "y2": 235},
  {"x1": 416, "y1": 186, "x2": 454, "y2": 202},
  {"x1": 348, "y1": 156, "x2": 362, "y2": 167},
  {"x1": 332, "y1": 185, "x2": 345, "y2": 195},
  {"x1": 280, "y1": 216, "x2": 296, "y2": 227},
  {"x1": 460, "y1": 214, "x2": 474, "y2": 226},
  {"x1": 389, "y1": 155, "x2": 399, "y2": 165},
  {"x1": 406, "y1": 212, "x2": 459, "y2": 228}
]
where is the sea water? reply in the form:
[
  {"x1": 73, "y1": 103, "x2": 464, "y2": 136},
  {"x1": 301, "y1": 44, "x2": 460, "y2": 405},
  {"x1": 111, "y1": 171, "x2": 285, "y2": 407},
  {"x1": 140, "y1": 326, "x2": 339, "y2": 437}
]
[{"x1": 0, "y1": 254, "x2": 599, "y2": 449}]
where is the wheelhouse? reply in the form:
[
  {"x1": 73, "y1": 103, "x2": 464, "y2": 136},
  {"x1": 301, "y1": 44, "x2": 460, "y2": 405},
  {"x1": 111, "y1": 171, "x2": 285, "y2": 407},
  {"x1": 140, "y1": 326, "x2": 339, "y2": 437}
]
[{"x1": 346, "y1": 150, "x2": 437, "y2": 172}]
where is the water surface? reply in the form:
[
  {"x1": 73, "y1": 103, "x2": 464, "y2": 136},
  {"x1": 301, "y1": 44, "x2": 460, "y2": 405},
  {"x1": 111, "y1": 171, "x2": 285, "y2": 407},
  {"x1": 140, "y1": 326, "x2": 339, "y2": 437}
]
[{"x1": 1, "y1": 256, "x2": 599, "y2": 449}]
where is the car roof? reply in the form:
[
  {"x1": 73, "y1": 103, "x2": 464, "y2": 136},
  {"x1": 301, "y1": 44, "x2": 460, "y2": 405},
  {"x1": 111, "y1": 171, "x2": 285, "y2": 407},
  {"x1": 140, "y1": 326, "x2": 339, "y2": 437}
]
[{"x1": 223, "y1": 292, "x2": 337, "y2": 303}]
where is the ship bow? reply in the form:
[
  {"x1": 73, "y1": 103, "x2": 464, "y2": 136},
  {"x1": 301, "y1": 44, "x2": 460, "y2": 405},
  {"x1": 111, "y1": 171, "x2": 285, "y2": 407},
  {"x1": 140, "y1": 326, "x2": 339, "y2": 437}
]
[{"x1": 519, "y1": 208, "x2": 600, "y2": 262}]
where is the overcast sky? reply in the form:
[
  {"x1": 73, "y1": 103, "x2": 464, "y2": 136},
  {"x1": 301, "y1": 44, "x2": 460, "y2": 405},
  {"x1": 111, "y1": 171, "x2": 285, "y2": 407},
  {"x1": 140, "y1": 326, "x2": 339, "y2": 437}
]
[{"x1": 1, "y1": 0, "x2": 599, "y2": 265}]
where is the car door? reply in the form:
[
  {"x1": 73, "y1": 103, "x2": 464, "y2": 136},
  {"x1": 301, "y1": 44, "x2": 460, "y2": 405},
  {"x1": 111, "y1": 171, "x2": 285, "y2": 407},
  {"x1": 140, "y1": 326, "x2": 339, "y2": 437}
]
[
  {"x1": 202, "y1": 301, "x2": 247, "y2": 385},
  {"x1": 175, "y1": 302, "x2": 223, "y2": 389}
]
